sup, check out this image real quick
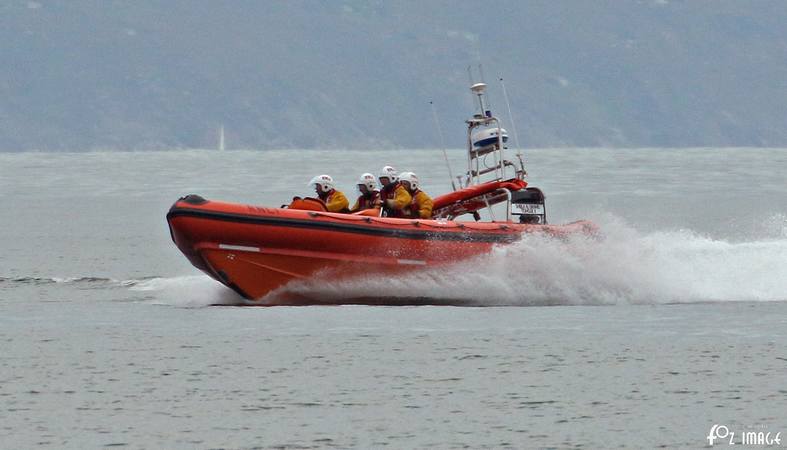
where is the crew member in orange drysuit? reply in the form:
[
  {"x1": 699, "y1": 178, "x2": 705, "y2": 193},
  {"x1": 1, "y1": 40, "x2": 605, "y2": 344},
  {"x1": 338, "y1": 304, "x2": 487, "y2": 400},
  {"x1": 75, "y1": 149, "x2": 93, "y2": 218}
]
[
  {"x1": 375, "y1": 165, "x2": 411, "y2": 218},
  {"x1": 309, "y1": 174, "x2": 349, "y2": 213},
  {"x1": 350, "y1": 173, "x2": 380, "y2": 213},
  {"x1": 398, "y1": 171, "x2": 434, "y2": 219}
]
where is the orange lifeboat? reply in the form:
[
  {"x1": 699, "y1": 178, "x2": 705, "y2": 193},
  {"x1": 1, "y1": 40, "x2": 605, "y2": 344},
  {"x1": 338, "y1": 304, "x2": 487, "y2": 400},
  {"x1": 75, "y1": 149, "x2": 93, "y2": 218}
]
[
  {"x1": 166, "y1": 79, "x2": 598, "y2": 304},
  {"x1": 166, "y1": 193, "x2": 596, "y2": 303}
]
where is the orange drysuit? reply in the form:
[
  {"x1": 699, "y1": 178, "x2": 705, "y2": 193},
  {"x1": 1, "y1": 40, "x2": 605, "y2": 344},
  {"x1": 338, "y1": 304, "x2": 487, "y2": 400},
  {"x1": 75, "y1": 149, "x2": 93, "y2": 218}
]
[
  {"x1": 323, "y1": 190, "x2": 349, "y2": 213},
  {"x1": 408, "y1": 190, "x2": 434, "y2": 219},
  {"x1": 380, "y1": 182, "x2": 412, "y2": 218}
]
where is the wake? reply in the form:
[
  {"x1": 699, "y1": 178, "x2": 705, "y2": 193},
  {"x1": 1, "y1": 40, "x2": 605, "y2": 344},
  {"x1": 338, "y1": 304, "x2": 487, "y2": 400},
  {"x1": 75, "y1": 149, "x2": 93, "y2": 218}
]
[
  {"x1": 40, "y1": 215, "x2": 781, "y2": 307},
  {"x1": 127, "y1": 275, "x2": 243, "y2": 307},
  {"x1": 276, "y1": 215, "x2": 787, "y2": 306}
]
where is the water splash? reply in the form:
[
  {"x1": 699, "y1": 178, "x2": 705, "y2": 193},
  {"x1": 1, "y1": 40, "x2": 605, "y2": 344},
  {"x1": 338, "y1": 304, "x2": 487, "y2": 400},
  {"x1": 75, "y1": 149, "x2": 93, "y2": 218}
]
[
  {"x1": 127, "y1": 275, "x2": 244, "y2": 307},
  {"x1": 273, "y1": 215, "x2": 787, "y2": 306},
  {"x1": 27, "y1": 216, "x2": 781, "y2": 307}
]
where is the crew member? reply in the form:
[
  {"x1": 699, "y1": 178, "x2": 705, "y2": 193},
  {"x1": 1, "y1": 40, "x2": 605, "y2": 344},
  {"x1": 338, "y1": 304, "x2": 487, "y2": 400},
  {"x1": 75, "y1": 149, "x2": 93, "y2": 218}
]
[
  {"x1": 308, "y1": 174, "x2": 349, "y2": 213},
  {"x1": 398, "y1": 171, "x2": 433, "y2": 219},
  {"x1": 375, "y1": 165, "x2": 411, "y2": 217},
  {"x1": 350, "y1": 173, "x2": 380, "y2": 212}
]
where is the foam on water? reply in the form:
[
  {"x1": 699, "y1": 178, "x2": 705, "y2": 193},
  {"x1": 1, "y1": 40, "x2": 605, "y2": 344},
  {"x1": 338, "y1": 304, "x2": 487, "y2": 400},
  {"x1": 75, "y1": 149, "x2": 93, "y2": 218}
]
[
  {"x1": 272, "y1": 214, "x2": 787, "y2": 306},
  {"x1": 127, "y1": 275, "x2": 244, "y2": 307},
  {"x1": 9, "y1": 216, "x2": 782, "y2": 308},
  {"x1": 120, "y1": 214, "x2": 787, "y2": 307}
]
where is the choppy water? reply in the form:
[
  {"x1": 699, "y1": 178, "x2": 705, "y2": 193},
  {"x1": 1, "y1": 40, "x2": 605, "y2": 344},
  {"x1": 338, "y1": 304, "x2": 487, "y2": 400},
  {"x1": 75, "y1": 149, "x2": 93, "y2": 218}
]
[{"x1": 1, "y1": 148, "x2": 786, "y2": 448}]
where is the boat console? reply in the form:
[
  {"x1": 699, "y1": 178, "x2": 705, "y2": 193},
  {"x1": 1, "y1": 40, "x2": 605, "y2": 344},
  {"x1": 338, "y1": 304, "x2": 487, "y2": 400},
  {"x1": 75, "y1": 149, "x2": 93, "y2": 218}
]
[
  {"x1": 432, "y1": 76, "x2": 550, "y2": 224},
  {"x1": 510, "y1": 187, "x2": 547, "y2": 224}
]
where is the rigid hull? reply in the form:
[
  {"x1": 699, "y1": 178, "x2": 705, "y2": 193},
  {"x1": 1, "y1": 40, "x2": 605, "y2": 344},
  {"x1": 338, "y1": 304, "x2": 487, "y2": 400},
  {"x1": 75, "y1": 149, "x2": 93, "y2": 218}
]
[{"x1": 166, "y1": 196, "x2": 595, "y2": 304}]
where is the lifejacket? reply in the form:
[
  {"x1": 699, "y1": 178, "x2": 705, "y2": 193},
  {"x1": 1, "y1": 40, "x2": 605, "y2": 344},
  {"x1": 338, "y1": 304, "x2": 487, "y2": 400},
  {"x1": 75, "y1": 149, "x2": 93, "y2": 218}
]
[
  {"x1": 351, "y1": 190, "x2": 380, "y2": 212},
  {"x1": 406, "y1": 189, "x2": 434, "y2": 219},
  {"x1": 379, "y1": 182, "x2": 412, "y2": 218}
]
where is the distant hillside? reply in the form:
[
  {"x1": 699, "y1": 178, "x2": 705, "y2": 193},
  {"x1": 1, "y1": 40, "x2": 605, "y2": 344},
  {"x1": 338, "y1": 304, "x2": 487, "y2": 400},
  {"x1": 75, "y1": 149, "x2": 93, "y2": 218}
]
[{"x1": 2, "y1": 0, "x2": 787, "y2": 150}]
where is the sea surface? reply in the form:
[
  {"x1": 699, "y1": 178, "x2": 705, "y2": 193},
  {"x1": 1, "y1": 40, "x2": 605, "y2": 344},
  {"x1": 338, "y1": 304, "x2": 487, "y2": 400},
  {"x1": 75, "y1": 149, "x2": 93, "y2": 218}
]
[{"x1": 1, "y1": 148, "x2": 786, "y2": 449}]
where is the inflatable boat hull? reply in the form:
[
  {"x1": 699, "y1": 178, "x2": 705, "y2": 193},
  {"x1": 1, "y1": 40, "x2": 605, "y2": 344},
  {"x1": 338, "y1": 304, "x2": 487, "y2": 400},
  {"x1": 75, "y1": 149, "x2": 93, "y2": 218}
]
[{"x1": 166, "y1": 196, "x2": 596, "y2": 304}]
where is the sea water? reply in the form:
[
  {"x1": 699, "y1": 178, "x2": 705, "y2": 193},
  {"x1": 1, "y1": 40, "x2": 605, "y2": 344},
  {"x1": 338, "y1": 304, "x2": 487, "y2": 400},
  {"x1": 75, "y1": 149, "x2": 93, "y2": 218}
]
[{"x1": 1, "y1": 148, "x2": 786, "y2": 448}]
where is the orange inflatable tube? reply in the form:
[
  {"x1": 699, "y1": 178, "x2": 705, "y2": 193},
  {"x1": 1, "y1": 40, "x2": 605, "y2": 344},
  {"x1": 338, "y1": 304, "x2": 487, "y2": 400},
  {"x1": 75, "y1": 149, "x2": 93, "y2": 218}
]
[{"x1": 432, "y1": 178, "x2": 527, "y2": 217}]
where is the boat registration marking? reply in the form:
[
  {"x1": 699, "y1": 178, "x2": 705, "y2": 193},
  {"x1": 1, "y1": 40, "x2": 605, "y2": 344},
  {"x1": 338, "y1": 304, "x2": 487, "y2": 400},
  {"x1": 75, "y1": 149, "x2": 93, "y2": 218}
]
[
  {"x1": 397, "y1": 259, "x2": 427, "y2": 266},
  {"x1": 219, "y1": 244, "x2": 261, "y2": 253},
  {"x1": 512, "y1": 203, "x2": 544, "y2": 214}
]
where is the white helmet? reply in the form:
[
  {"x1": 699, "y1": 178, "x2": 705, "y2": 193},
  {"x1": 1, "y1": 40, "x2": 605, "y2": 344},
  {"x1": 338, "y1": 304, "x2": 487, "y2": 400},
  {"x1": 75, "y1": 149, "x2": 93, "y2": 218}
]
[
  {"x1": 308, "y1": 174, "x2": 335, "y2": 193},
  {"x1": 378, "y1": 165, "x2": 397, "y2": 181},
  {"x1": 398, "y1": 171, "x2": 420, "y2": 190},
  {"x1": 357, "y1": 173, "x2": 377, "y2": 192}
]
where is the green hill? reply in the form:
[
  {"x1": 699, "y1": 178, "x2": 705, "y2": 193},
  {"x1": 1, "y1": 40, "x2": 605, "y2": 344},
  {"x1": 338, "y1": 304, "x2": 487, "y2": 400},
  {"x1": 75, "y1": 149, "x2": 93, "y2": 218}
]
[{"x1": 2, "y1": 0, "x2": 787, "y2": 150}]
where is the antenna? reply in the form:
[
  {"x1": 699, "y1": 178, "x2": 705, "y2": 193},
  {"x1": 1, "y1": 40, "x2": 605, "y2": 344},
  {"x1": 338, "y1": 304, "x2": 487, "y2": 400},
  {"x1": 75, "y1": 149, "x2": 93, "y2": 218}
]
[
  {"x1": 430, "y1": 101, "x2": 457, "y2": 191},
  {"x1": 479, "y1": 64, "x2": 491, "y2": 112},
  {"x1": 499, "y1": 77, "x2": 522, "y2": 158},
  {"x1": 470, "y1": 82, "x2": 487, "y2": 115},
  {"x1": 468, "y1": 65, "x2": 486, "y2": 113}
]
